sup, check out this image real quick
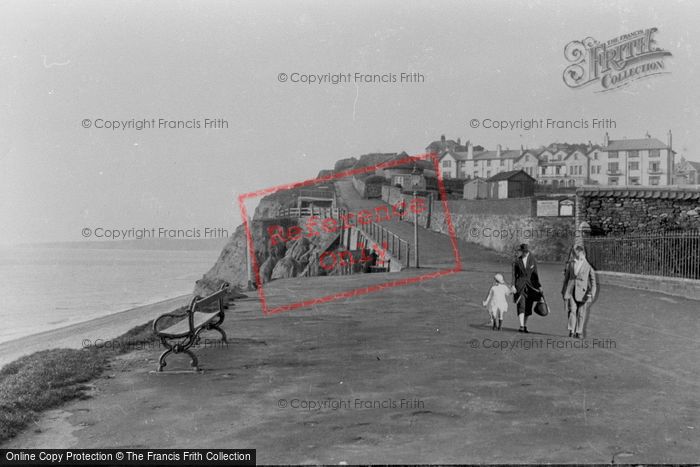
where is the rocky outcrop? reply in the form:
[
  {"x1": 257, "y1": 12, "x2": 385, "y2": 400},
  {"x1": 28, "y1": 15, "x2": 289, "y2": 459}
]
[
  {"x1": 271, "y1": 257, "x2": 298, "y2": 279},
  {"x1": 194, "y1": 193, "x2": 343, "y2": 294}
]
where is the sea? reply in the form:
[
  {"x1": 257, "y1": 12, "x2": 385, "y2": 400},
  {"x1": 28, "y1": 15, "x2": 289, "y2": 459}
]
[{"x1": 0, "y1": 245, "x2": 222, "y2": 344}]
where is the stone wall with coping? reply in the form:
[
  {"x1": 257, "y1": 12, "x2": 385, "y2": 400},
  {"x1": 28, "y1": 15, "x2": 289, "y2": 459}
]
[{"x1": 577, "y1": 186, "x2": 700, "y2": 235}]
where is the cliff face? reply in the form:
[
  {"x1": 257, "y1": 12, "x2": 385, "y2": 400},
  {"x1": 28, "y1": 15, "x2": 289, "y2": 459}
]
[
  {"x1": 193, "y1": 192, "x2": 342, "y2": 296},
  {"x1": 194, "y1": 190, "x2": 298, "y2": 295},
  {"x1": 194, "y1": 224, "x2": 250, "y2": 296}
]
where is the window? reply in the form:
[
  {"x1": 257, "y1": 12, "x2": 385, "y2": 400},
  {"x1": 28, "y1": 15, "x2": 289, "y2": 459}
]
[
  {"x1": 500, "y1": 159, "x2": 505, "y2": 166},
  {"x1": 487, "y1": 160, "x2": 491, "y2": 167},
  {"x1": 486, "y1": 171, "x2": 491, "y2": 177},
  {"x1": 650, "y1": 176, "x2": 660, "y2": 186},
  {"x1": 628, "y1": 150, "x2": 639, "y2": 158},
  {"x1": 540, "y1": 167, "x2": 546, "y2": 175},
  {"x1": 593, "y1": 152, "x2": 598, "y2": 160},
  {"x1": 555, "y1": 166, "x2": 561, "y2": 175},
  {"x1": 629, "y1": 177, "x2": 640, "y2": 185},
  {"x1": 442, "y1": 160, "x2": 452, "y2": 168},
  {"x1": 608, "y1": 177, "x2": 619, "y2": 185},
  {"x1": 608, "y1": 162, "x2": 619, "y2": 173},
  {"x1": 649, "y1": 162, "x2": 660, "y2": 173},
  {"x1": 629, "y1": 161, "x2": 639, "y2": 171},
  {"x1": 473, "y1": 172, "x2": 478, "y2": 178},
  {"x1": 650, "y1": 149, "x2": 660, "y2": 157},
  {"x1": 609, "y1": 151, "x2": 619, "y2": 159}
]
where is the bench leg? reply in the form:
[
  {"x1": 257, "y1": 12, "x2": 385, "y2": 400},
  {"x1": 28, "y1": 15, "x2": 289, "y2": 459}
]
[
  {"x1": 183, "y1": 348, "x2": 200, "y2": 371},
  {"x1": 157, "y1": 348, "x2": 172, "y2": 372},
  {"x1": 157, "y1": 339, "x2": 201, "y2": 372},
  {"x1": 210, "y1": 325, "x2": 227, "y2": 344}
]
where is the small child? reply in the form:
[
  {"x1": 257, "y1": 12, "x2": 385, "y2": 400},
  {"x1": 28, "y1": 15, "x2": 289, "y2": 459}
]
[{"x1": 482, "y1": 273, "x2": 513, "y2": 330}]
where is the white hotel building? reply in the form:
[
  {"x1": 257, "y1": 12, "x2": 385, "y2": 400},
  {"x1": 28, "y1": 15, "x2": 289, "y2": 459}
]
[{"x1": 432, "y1": 131, "x2": 675, "y2": 187}]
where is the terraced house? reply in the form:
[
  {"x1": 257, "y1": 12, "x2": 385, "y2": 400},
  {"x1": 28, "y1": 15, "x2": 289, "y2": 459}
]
[
  {"x1": 429, "y1": 131, "x2": 675, "y2": 187},
  {"x1": 598, "y1": 131, "x2": 675, "y2": 186}
]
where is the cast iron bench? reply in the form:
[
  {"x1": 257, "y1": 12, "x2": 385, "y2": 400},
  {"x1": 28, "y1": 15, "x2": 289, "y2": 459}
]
[{"x1": 152, "y1": 283, "x2": 230, "y2": 371}]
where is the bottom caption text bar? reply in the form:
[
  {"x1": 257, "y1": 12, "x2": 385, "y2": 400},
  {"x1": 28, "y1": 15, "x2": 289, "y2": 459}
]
[{"x1": 1, "y1": 449, "x2": 255, "y2": 466}]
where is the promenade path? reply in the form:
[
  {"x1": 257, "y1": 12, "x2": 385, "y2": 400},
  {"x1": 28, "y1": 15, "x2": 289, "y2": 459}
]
[
  {"x1": 6, "y1": 254, "x2": 700, "y2": 463},
  {"x1": 334, "y1": 179, "x2": 482, "y2": 269}
]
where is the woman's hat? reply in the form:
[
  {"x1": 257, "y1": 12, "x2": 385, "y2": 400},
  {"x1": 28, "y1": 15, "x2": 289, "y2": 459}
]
[
  {"x1": 518, "y1": 243, "x2": 529, "y2": 252},
  {"x1": 494, "y1": 273, "x2": 505, "y2": 284}
]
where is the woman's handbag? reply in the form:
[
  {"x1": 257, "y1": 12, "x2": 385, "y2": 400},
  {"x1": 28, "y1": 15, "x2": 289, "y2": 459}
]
[{"x1": 533, "y1": 294, "x2": 549, "y2": 317}]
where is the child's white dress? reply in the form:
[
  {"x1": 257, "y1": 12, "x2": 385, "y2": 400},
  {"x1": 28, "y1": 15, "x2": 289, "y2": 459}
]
[{"x1": 483, "y1": 283, "x2": 511, "y2": 321}]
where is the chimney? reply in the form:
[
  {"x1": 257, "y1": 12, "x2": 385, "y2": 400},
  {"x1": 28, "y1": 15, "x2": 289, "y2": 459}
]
[
  {"x1": 520, "y1": 144, "x2": 524, "y2": 155},
  {"x1": 588, "y1": 140, "x2": 592, "y2": 150},
  {"x1": 457, "y1": 137, "x2": 461, "y2": 146},
  {"x1": 667, "y1": 130, "x2": 672, "y2": 149},
  {"x1": 496, "y1": 144, "x2": 502, "y2": 158},
  {"x1": 604, "y1": 132, "x2": 609, "y2": 147},
  {"x1": 467, "y1": 141, "x2": 473, "y2": 159},
  {"x1": 441, "y1": 134, "x2": 446, "y2": 143}
]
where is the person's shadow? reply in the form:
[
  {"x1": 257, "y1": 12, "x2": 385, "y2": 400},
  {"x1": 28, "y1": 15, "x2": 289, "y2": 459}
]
[{"x1": 467, "y1": 323, "x2": 561, "y2": 338}]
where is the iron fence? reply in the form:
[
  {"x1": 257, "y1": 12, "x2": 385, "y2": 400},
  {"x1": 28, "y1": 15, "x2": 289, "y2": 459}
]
[
  {"x1": 276, "y1": 207, "x2": 343, "y2": 218},
  {"x1": 586, "y1": 230, "x2": 700, "y2": 280},
  {"x1": 362, "y1": 221, "x2": 411, "y2": 268}
]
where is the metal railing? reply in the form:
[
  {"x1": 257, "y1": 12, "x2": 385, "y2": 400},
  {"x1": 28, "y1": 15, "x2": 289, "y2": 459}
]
[
  {"x1": 276, "y1": 207, "x2": 343, "y2": 218},
  {"x1": 361, "y1": 220, "x2": 411, "y2": 268},
  {"x1": 586, "y1": 230, "x2": 700, "y2": 280}
]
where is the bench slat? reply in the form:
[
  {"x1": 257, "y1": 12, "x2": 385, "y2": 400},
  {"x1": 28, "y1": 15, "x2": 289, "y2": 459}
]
[
  {"x1": 194, "y1": 290, "x2": 227, "y2": 308},
  {"x1": 159, "y1": 311, "x2": 221, "y2": 337}
]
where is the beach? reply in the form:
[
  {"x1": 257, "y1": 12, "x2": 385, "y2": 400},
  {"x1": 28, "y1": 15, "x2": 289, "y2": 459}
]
[{"x1": 0, "y1": 295, "x2": 191, "y2": 369}]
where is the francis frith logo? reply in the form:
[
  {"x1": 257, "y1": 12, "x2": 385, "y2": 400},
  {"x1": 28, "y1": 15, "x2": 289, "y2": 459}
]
[{"x1": 563, "y1": 28, "x2": 672, "y2": 92}]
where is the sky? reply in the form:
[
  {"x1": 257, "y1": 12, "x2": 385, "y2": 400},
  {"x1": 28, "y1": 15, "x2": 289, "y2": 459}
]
[{"x1": 1, "y1": 0, "x2": 699, "y2": 245}]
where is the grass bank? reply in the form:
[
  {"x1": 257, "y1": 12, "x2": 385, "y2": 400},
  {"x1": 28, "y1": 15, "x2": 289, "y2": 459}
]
[{"x1": 0, "y1": 308, "x2": 188, "y2": 444}]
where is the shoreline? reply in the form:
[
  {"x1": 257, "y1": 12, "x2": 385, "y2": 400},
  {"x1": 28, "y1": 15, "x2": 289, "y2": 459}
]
[{"x1": 0, "y1": 294, "x2": 192, "y2": 369}]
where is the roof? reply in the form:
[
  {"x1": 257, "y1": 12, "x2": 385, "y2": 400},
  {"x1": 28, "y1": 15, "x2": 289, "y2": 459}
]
[
  {"x1": 464, "y1": 177, "x2": 487, "y2": 184},
  {"x1": 577, "y1": 186, "x2": 700, "y2": 200},
  {"x1": 604, "y1": 138, "x2": 668, "y2": 151},
  {"x1": 389, "y1": 159, "x2": 434, "y2": 171},
  {"x1": 440, "y1": 150, "x2": 471, "y2": 162},
  {"x1": 486, "y1": 170, "x2": 534, "y2": 182},
  {"x1": 426, "y1": 139, "x2": 468, "y2": 153},
  {"x1": 474, "y1": 149, "x2": 522, "y2": 160},
  {"x1": 687, "y1": 161, "x2": 700, "y2": 171}
]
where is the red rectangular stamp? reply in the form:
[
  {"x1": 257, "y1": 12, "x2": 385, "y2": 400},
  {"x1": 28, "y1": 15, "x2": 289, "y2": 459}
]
[{"x1": 237, "y1": 152, "x2": 461, "y2": 315}]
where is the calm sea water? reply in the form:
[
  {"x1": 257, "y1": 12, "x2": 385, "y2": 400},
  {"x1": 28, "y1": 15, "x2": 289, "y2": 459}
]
[{"x1": 0, "y1": 246, "x2": 220, "y2": 344}]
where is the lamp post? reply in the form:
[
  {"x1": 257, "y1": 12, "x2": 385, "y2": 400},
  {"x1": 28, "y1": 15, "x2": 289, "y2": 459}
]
[{"x1": 411, "y1": 166, "x2": 420, "y2": 269}]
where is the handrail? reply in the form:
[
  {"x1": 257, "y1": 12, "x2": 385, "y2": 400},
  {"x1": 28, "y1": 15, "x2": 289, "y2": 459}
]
[{"x1": 361, "y1": 219, "x2": 411, "y2": 268}]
